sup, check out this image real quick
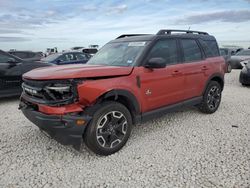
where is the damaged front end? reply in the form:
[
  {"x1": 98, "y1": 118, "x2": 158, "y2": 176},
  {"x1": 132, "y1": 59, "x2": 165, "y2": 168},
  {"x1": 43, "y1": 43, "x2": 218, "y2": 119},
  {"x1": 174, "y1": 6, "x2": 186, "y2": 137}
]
[{"x1": 19, "y1": 78, "x2": 92, "y2": 150}]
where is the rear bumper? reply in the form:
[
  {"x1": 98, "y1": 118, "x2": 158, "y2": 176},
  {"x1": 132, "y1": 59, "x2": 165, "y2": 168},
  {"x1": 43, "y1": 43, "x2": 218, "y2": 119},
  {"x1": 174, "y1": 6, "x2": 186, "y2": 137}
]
[{"x1": 20, "y1": 101, "x2": 91, "y2": 150}]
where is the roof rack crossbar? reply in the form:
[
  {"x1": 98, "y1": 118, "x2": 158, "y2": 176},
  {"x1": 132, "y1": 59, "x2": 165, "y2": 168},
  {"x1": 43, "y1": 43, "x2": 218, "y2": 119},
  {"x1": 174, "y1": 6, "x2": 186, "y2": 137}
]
[
  {"x1": 116, "y1": 34, "x2": 149, "y2": 39},
  {"x1": 157, "y1": 29, "x2": 208, "y2": 35}
]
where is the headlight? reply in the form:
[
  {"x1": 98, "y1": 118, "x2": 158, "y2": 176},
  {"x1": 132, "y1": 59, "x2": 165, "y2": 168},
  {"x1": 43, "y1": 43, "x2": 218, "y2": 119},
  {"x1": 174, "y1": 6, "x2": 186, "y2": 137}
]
[
  {"x1": 240, "y1": 60, "x2": 250, "y2": 67},
  {"x1": 45, "y1": 83, "x2": 74, "y2": 101},
  {"x1": 46, "y1": 84, "x2": 71, "y2": 92}
]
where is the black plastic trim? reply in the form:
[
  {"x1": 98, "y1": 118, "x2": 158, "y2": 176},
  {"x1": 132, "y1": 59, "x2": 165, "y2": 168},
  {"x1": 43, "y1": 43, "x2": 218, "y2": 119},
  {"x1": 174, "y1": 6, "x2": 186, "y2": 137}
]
[
  {"x1": 20, "y1": 101, "x2": 91, "y2": 150},
  {"x1": 139, "y1": 96, "x2": 202, "y2": 123}
]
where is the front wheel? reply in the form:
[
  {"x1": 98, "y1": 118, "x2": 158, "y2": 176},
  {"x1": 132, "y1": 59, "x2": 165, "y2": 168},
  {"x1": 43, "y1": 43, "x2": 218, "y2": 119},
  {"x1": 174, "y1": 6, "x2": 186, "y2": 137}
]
[
  {"x1": 84, "y1": 102, "x2": 132, "y2": 156},
  {"x1": 198, "y1": 81, "x2": 222, "y2": 114}
]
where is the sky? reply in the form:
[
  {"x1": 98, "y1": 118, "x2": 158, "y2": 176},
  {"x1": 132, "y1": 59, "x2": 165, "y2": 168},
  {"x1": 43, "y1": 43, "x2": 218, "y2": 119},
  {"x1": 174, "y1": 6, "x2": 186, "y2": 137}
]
[{"x1": 0, "y1": 0, "x2": 250, "y2": 51}]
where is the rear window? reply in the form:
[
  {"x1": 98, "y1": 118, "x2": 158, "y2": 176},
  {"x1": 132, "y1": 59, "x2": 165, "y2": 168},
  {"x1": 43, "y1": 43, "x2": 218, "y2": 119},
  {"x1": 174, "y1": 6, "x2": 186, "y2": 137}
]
[
  {"x1": 27, "y1": 52, "x2": 36, "y2": 58},
  {"x1": 200, "y1": 40, "x2": 219, "y2": 57}
]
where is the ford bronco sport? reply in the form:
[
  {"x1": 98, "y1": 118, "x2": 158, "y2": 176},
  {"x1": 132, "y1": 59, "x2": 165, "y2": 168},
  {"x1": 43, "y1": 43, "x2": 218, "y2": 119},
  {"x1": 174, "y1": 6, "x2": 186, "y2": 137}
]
[{"x1": 19, "y1": 29, "x2": 225, "y2": 155}]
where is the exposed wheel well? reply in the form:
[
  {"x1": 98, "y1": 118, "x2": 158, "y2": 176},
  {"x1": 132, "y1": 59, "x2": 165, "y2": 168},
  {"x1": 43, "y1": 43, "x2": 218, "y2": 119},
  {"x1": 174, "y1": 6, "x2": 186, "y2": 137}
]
[
  {"x1": 96, "y1": 90, "x2": 140, "y2": 125},
  {"x1": 211, "y1": 76, "x2": 224, "y2": 90}
]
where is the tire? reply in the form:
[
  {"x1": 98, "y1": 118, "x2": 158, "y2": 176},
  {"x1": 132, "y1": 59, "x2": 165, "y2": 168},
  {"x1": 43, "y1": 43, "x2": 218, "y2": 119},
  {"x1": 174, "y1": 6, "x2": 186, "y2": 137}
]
[
  {"x1": 198, "y1": 81, "x2": 222, "y2": 114},
  {"x1": 242, "y1": 83, "x2": 249, "y2": 86},
  {"x1": 84, "y1": 101, "x2": 132, "y2": 156},
  {"x1": 227, "y1": 64, "x2": 232, "y2": 73}
]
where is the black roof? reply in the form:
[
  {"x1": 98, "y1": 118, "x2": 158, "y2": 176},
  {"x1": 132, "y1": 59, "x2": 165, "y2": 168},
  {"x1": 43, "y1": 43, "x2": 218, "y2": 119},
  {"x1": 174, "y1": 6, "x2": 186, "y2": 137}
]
[{"x1": 112, "y1": 29, "x2": 216, "y2": 43}]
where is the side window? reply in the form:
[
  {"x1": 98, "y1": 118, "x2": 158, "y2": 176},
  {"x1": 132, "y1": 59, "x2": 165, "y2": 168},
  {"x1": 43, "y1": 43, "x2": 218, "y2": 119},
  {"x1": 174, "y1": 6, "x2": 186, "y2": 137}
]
[
  {"x1": 27, "y1": 52, "x2": 35, "y2": 58},
  {"x1": 59, "y1": 54, "x2": 75, "y2": 62},
  {"x1": 200, "y1": 40, "x2": 219, "y2": 57},
  {"x1": 147, "y1": 39, "x2": 178, "y2": 65},
  {"x1": 65, "y1": 53, "x2": 76, "y2": 61},
  {"x1": 57, "y1": 55, "x2": 67, "y2": 62},
  {"x1": 76, "y1": 53, "x2": 87, "y2": 61},
  {"x1": 14, "y1": 52, "x2": 27, "y2": 59},
  {"x1": 181, "y1": 39, "x2": 202, "y2": 62},
  {"x1": 0, "y1": 54, "x2": 11, "y2": 63}
]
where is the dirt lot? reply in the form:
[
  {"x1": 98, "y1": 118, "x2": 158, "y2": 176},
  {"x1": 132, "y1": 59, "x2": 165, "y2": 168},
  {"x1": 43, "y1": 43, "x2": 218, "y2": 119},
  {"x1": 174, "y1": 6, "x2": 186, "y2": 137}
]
[{"x1": 0, "y1": 70, "x2": 249, "y2": 188}]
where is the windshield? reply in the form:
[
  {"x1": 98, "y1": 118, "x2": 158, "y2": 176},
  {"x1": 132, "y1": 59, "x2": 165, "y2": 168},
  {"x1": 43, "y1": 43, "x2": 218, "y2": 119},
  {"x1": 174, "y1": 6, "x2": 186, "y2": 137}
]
[
  {"x1": 235, "y1": 50, "x2": 250, "y2": 56},
  {"x1": 87, "y1": 41, "x2": 147, "y2": 67},
  {"x1": 42, "y1": 54, "x2": 61, "y2": 61}
]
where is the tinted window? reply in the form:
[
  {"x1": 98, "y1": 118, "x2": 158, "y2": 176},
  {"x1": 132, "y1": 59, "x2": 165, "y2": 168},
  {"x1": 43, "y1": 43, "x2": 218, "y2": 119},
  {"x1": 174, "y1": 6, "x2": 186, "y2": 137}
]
[
  {"x1": 0, "y1": 54, "x2": 11, "y2": 63},
  {"x1": 76, "y1": 53, "x2": 88, "y2": 60},
  {"x1": 181, "y1": 39, "x2": 202, "y2": 62},
  {"x1": 148, "y1": 39, "x2": 178, "y2": 65},
  {"x1": 12, "y1": 52, "x2": 28, "y2": 59},
  {"x1": 200, "y1": 40, "x2": 219, "y2": 57},
  {"x1": 65, "y1": 53, "x2": 76, "y2": 61}
]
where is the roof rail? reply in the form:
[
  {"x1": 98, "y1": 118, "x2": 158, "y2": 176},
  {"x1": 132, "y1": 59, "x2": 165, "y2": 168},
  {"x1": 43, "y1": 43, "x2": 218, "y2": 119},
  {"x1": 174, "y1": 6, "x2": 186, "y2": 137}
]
[
  {"x1": 116, "y1": 34, "x2": 149, "y2": 39},
  {"x1": 157, "y1": 29, "x2": 208, "y2": 35}
]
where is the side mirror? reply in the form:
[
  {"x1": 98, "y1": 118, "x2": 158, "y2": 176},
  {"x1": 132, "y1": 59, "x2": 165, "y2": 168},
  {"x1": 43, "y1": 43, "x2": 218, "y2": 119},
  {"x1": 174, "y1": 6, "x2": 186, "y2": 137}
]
[{"x1": 145, "y1": 58, "x2": 166, "y2": 69}]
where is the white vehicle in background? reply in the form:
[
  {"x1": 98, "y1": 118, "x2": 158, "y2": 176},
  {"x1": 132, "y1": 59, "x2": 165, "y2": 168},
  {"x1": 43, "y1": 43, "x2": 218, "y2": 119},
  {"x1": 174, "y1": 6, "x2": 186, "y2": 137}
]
[
  {"x1": 70, "y1": 45, "x2": 99, "y2": 57},
  {"x1": 45, "y1": 47, "x2": 58, "y2": 57}
]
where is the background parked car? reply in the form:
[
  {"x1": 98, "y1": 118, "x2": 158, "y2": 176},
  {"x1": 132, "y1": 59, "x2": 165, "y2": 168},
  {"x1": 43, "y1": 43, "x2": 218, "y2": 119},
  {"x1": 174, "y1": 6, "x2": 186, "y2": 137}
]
[
  {"x1": 8, "y1": 51, "x2": 43, "y2": 61},
  {"x1": 228, "y1": 49, "x2": 250, "y2": 69},
  {"x1": 71, "y1": 46, "x2": 85, "y2": 51},
  {"x1": 239, "y1": 62, "x2": 250, "y2": 86},
  {"x1": 40, "y1": 51, "x2": 91, "y2": 65},
  {"x1": 0, "y1": 50, "x2": 52, "y2": 98},
  {"x1": 219, "y1": 48, "x2": 234, "y2": 73},
  {"x1": 45, "y1": 47, "x2": 58, "y2": 57}
]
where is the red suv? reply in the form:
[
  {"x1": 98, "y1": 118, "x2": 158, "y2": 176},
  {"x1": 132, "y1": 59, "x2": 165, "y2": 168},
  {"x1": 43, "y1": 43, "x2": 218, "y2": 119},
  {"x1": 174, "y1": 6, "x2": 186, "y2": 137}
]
[{"x1": 19, "y1": 29, "x2": 225, "y2": 155}]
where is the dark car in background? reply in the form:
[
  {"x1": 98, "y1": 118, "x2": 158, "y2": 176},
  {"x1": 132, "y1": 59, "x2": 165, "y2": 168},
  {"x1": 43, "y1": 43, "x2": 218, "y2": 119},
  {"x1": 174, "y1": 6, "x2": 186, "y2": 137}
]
[
  {"x1": 8, "y1": 51, "x2": 43, "y2": 61},
  {"x1": 240, "y1": 61, "x2": 250, "y2": 86},
  {"x1": 40, "y1": 51, "x2": 91, "y2": 65},
  {"x1": 229, "y1": 49, "x2": 250, "y2": 69},
  {"x1": 0, "y1": 50, "x2": 52, "y2": 98}
]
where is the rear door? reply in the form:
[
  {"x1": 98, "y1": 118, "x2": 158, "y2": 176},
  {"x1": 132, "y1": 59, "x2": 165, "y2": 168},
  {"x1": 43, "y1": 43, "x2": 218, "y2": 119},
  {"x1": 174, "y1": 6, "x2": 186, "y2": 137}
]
[
  {"x1": 139, "y1": 39, "x2": 186, "y2": 112},
  {"x1": 0, "y1": 52, "x2": 22, "y2": 95},
  {"x1": 179, "y1": 39, "x2": 209, "y2": 99}
]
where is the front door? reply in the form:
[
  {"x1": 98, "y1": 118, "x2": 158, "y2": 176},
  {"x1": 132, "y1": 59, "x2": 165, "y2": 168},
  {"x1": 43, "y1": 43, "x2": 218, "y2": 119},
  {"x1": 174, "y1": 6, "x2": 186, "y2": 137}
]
[{"x1": 139, "y1": 39, "x2": 185, "y2": 112}]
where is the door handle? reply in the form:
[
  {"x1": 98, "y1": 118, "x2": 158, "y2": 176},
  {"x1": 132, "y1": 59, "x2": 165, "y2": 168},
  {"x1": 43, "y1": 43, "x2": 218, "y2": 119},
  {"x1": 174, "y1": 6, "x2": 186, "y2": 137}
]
[
  {"x1": 172, "y1": 70, "x2": 182, "y2": 76},
  {"x1": 201, "y1": 66, "x2": 208, "y2": 71}
]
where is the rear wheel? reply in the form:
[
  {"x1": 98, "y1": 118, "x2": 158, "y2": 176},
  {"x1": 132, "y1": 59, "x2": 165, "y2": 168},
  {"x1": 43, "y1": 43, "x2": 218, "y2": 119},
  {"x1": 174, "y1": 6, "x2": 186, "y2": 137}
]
[
  {"x1": 198, "y1": 81, "x2": 222, "y2": 114},
  {"x1": 84, "y1": 102, "x2": 132, "y2": 156},
  {"x1": 227, "y1": 64, "x2": 232, "y2": 73}
]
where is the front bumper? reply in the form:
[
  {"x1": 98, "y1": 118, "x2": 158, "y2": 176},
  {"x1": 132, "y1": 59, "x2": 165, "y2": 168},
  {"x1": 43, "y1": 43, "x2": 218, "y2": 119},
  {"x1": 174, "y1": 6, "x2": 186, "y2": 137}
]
[
  {"x1": 240, "y1": 71, "x2": 250, "y2": 85},
  {"x1": 19, "y1": 101, "x2": 91, "y2": 150}
]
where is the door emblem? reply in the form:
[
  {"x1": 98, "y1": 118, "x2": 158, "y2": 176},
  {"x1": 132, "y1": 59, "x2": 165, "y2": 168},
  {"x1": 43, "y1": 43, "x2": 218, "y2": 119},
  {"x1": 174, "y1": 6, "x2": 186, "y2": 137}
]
[{"x1": 145, "y1": 89, "x2": 152, "y2": 96}]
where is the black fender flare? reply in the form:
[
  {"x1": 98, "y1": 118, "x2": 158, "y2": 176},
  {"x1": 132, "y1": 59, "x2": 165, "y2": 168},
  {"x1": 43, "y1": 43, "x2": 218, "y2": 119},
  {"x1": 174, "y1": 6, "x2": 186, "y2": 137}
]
[
  {"x1": 202, "y1": 73, "x2": 224, "y2": 94},
  {"x1": 101, "y1": 89, "x2": 141, "y2": 115}
]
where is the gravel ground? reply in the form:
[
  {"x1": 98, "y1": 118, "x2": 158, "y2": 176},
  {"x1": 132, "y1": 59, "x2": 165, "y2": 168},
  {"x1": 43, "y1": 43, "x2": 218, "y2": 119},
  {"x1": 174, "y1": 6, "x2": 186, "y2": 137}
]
[{"x1": 0, "y1": 70, "x2": 249, "y2": 188}]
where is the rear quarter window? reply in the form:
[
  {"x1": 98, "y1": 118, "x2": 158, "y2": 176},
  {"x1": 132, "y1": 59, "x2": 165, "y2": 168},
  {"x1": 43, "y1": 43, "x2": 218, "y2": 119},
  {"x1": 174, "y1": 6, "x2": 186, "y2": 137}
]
[{"x1": 200, "y1": 39, "x2": 219, "y2": 58}]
